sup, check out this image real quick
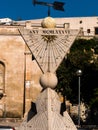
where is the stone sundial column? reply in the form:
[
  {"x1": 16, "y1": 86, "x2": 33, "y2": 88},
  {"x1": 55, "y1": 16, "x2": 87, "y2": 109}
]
[
  {"x1": 19, "y1": 16, "x2": 80, "y2": 88},
  {"x1": 39, "y1": 17, "x2": 58, "y2": 90},
  {"x1": 18, "y1": 16, "x2": 80, "y2": 130}
]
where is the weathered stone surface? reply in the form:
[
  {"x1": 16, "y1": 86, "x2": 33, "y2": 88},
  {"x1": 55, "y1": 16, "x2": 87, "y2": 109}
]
[
  {"x1": 18, "y1": 88, "x2": 77, "y2": 130},
  {"x1": 0, "y1": 26, "x2": 42, "y2": 118}
]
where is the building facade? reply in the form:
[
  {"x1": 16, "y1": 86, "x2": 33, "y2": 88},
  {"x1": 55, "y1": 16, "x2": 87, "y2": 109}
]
[
  {"x1": 0, "y1": 24, "x2": 42, "y2": 118},
  {"x1": 0, "y1": 16, "x2": 98, "y2": 118}
]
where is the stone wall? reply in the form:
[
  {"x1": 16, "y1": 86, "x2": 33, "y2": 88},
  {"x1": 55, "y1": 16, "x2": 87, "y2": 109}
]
[{"x1": 0, "y1": 26, "x2": 42, "y2": 118}]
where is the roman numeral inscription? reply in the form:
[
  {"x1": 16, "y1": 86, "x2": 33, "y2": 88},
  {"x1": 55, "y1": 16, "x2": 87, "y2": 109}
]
[{"x1": 19, "y1": 28, "x2": 80, "y2": 73}]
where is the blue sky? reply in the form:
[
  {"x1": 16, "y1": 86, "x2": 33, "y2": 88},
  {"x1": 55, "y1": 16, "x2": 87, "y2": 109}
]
[{"x1": 0, "y1": 0, "x2": 98, "y2": 21}]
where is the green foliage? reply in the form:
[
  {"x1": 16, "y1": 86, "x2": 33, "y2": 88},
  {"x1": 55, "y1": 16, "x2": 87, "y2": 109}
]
[
  {"x1": 56, "y1": 38, "x2": 98, "y2": 124},
  {"x1": 56, "y1": 39, "x2": 98, "y2": 105},
  {"x1": 56, "y1": 59, "x2": 72, "y2": 97}
]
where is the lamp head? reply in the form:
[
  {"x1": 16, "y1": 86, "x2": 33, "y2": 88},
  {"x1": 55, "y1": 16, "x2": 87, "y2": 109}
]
[{"x1": 76, "y1": 69, "x2": 82, "y2": 76}]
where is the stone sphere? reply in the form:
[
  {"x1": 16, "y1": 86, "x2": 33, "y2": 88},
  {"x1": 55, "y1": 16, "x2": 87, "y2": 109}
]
[
  {"x1": 41, "y1": 17, "x2": 56, "y2": 28},
  {"x1": 40, "y1": 72, "x2": 58, "y2": 89}
]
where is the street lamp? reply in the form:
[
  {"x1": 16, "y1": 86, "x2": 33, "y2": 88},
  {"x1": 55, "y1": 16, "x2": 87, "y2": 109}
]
[{"x1": 76, "y1": 69, "x2": 82, "y2": 127}]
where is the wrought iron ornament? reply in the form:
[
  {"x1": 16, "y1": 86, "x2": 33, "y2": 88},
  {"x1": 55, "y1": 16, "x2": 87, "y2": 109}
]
[{"x1": 33, "y1": 0, "x2": 65, "y2": 16}]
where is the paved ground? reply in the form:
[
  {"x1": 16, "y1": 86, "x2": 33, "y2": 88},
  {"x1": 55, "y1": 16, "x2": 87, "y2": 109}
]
[{"x1": 0, "y1": 118, "x2": 98, "y2": 130}]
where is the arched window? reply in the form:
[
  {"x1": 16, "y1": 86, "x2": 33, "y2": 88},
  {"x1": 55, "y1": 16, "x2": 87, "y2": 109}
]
[{"x1": 0, "y1": 61, "x2": 5, "y2": 96}]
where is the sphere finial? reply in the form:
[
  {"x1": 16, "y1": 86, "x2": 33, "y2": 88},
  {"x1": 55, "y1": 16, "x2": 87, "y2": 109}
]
[
  {"x1": 41, "y1": 17, "x2": 56, "y2": 28},
  {"x1": 40, "y1": 72, "x2": 58, "y2": 89}
]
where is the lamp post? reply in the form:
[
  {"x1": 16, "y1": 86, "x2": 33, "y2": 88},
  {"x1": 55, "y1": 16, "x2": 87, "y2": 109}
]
[{"x1": 76, "y1": 69, "x2": 82, "y2": 127}]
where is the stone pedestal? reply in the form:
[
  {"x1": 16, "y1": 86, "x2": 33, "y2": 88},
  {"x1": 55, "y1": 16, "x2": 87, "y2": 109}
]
[{"x1": 18, "y1": 88, "x2": 77, "y2": 130}]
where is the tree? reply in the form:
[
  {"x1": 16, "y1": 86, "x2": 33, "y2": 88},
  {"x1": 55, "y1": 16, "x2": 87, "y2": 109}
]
[{"x1": 56, "y1": 39, "x2": 98, "y2": 124}]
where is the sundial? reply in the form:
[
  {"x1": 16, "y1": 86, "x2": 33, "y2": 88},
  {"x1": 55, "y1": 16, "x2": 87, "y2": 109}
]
[
  {"x1": 19, "y1": 23, "x2": 80, "y2": 73},
  {"x1": 19, "y1": 1, "x2": 80, "y2": 89},
  {"x1": 18, "y1": 17, "x2": 79, "y2": 130},
  {"x1": 18, "y1": 2, "x2": 80, "y2": 130}
]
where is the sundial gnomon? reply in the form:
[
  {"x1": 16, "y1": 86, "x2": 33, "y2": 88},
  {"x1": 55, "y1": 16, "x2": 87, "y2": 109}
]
[{"x1": 19, "y1": 28, "x2": 80, "y2": 73}]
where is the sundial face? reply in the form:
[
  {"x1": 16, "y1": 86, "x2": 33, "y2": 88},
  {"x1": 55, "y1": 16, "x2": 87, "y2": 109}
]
[
  {"x1": 42, "y1": 35, "x2": 57, "y2": 43},
  {"x1": 19, "y1": 28, "x2": 80, "y2": 73}
]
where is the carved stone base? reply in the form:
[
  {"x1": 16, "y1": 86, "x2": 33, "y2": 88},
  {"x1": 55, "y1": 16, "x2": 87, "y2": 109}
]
[{"x1": 18, "y1": 88, "x2": 77, "y2": 130}]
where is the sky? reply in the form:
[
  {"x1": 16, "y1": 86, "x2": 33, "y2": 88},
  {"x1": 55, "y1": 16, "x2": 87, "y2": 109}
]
[{"x1": 0, "y1": 0, "x2": 98, "y2": 21}]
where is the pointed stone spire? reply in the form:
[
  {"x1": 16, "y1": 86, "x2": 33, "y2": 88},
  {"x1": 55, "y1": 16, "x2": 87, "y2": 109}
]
[{"x1": 19, "y1": 88, "x2": 77, "y2": 130}]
